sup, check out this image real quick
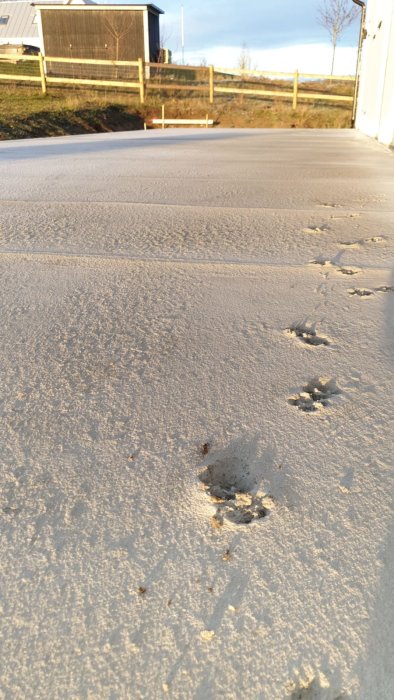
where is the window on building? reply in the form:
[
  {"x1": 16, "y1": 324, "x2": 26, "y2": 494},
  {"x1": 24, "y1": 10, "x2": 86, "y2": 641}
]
[{"x1": 0, "y1": 15, "x2": 10, "y2": 25}]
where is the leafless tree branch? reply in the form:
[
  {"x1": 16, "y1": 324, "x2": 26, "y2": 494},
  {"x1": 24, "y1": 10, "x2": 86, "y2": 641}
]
[{"x1": 317, "y1": 0, "x2": 358, "y2": 73}]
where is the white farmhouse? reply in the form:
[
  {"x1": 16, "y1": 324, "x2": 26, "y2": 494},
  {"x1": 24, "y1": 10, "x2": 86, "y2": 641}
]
[{"x1": 355, "y1": 0, "x2": 394, "y2": 146}]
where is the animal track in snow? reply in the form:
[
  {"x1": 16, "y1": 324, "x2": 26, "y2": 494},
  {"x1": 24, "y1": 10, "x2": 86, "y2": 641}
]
[
  {"x1": 374, "y1": 285, "x2": 394, "y2": 293},
  {"x1": 330, "y1": 212, "x2": 360, "y2": 220},
  {"x1": 288, "y1": 377, "x2": 341, "y2": 412},
  {"x1": 309, "y1": 260, "x2": 361, "y2": 276},
  {"x1": 347, "y1": 288, "x2": 374, "y2": 297},
  {"x1": 366, "y1": 235, "x2": 386, "y2": 243},
  {"x1": 348, "y1": 285, "x2": 394, "y2": 296},
  {"x1": 198, "y1": 446, "x2": 273, "y2": 526},
  {"x1": 336, "y1": 266, "x2": 361, "y2": 276},
  {"x1": 339, "y1": 235, "x2": 385, "y2": 248},
  {"x1": 285, "y1": 324, "x2": 330, "y2": 347},
  {"x1": 339, "y1": 240, "x2": 361, "y2": 249},
  {"x1": 309, "y1": 259, "x2": 333, "y2": 268},
  {"x1": 290, "y1": 677, "x2": 345, "y2": 700},
  {"x1": 303, "y1": 225, "x2": 329, "y2": 234}
]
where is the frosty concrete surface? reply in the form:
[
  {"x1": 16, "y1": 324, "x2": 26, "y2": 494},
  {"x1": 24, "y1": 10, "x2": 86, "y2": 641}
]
[{"x1": 0, "y1": 129, "x2": 393, "y2": 699}]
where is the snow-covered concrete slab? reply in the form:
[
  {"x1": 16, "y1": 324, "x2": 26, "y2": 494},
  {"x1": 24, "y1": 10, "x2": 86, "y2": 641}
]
[{"x1": 0, "y1": 129, "x2": 393, "y2": 699}]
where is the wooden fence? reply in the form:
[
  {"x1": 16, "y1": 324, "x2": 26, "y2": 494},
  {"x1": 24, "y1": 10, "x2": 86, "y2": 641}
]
[{"x1": 0, "y1": 53, "x2": 355, "y2": 109}]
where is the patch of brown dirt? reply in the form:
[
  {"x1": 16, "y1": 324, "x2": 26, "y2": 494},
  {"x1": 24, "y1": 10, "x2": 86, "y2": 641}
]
[{"x1": 0, "y1": 105, "x2": 144, "y2": 140}]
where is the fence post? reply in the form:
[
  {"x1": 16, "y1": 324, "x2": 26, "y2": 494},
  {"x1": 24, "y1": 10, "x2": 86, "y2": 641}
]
[
  {"x1": 38, "y1": 53, "x2": 47, "y2": 95},
  {"x1": 209, "y1": 64, "x2": 214, "y2": 104},
  {"x1": 292, "y1": 69, "x2": 299, "y2": 109},
  {"x1": 138, "y1": 58, "x2": 145, "y2": 104}
]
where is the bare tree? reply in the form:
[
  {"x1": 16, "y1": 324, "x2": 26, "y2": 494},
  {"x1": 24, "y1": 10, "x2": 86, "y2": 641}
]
[
  {"x1": 157, "y1": 23, "x2": 172, "y2": 63},
  {"x1": 318, "y1": 0, "x2": 358, "y2": 74},
  {"x1": 237, "y1": 44, "x2": 259, "y2": 74},
  {"x1": 104, "y1": 15, "x2": 134, "y2": 63},
  {"x1": 238, "y1": 44, "x2": 252, "y2": 71}
]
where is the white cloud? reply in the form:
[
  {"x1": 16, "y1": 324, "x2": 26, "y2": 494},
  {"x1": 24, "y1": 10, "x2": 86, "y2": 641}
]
[{"x1": 172, "y1": 43, "x2": 358, "y2": 77}]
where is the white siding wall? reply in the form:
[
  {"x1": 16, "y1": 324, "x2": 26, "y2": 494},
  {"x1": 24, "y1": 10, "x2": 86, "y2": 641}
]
[{"x1": 356, "y1": 0, "x2": 394, "y2": 146}]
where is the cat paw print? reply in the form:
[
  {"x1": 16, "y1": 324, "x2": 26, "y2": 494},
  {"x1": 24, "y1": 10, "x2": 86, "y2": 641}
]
[
  {"x1": 288, "y1": 377, "x2": 341, "y2": 412},
  {"x1": 198, "y1": 442, "x2": 274, "y2": 526},
  {"x1": 285, "y1": 323, "x2": 330, "y2": 347}
]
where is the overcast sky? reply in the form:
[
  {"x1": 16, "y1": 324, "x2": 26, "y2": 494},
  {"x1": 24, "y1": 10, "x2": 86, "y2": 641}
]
[{"x1": 157, "y1": 0, "x2": 361, "y2": 74}]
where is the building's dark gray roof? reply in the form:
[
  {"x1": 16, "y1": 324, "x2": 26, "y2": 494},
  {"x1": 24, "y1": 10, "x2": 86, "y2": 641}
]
[{"x1": 34, "y1": 3, "x2": 163, "y2": 13}]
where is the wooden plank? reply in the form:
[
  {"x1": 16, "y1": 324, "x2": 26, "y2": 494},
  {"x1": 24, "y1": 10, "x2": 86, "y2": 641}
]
[
  {"x1": 138, "y1": 56, "x2": 145, "y2": 103},
  {"x1": 45, "y1": 56, "x2": 139, "y2": 66},
  {"x1": 0, "y1": 54, "x2": 40, "y2": 61},
  {"x1": 299, "y1": 73, "x2": 355, "y2": 81},
  {"x1": 147, "y1": 83, "x2": 209, "y2": 91},
  {"x1": 215, "y1": 67, "x2": 294, "y2": 78},
  {"x1": 214, "y1": 86, "x2": 294, "y2": 97},
  {"x1": 214, "y1": 66, "x2": 354, "y2": 81},
  {"x1": 151, "y1": 119, "x2": 214, "y2": 125},
  {"x1": 214, "y1": 85, "x2": 352, "y2": 102},
  {"x1": 147, "y1": 62, "x2": 206, "y2": 72},
  {"x1": 293, "y1": 70, "x2": 299, "y2": 109},
  {"x1": 298, "y1": 92, "x2": 353, "y2": 102},
  {"x1": 46, "y1": 76, "x2": 140, "y2": 88},
  {"x1": 38, "y1": 53, "x2": 47, "y2": 95},
  {"x1": 209, "y1": 64, "x2": 214, "y2": 104},
  {"x1": 0, "y1": 74, "x2": 42, "y2": 82}
]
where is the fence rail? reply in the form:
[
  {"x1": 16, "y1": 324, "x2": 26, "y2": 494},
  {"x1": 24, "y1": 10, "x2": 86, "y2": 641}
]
[{"x1": 0, "y1": 53, "x2": 355, "y2": 109}]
